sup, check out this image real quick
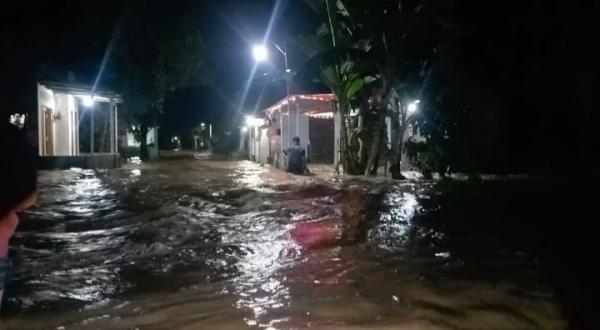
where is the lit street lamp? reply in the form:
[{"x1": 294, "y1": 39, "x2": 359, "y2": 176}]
[
  {"x1": 80, "y1": 95, "x2": 96, "y2": 154},
  {"x1": 252, "y1": 45, "x2": 269, "y2": 62},
  {"x1": 245, "y1": 115, "x2": 264, "y2": 128},
  {"x1": 245, "y1": 115, "x2": 256, "y2": 127},
  {"x1": 407, "y1": 99, "x2": 420, "y2": 114},
  {"x1": 82, "y1": 95, "x2": 95, "y2": 108},
  {"x1": 252, "y1": 42, "x2": 293, "y2": 167}
]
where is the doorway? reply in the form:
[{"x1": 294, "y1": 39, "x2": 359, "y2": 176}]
[
  {"x1": 43, "y1": 106, "x2": 54, "y2": 155},
  {"x1": 308, "y1": 117, "x2": 334, "y2": 164}
]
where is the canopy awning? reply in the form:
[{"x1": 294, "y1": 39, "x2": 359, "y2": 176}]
[{"x1": 265, "y1": 93, "x2": 335, "y2": 118}]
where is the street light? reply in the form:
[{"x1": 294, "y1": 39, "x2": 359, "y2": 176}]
[
  {"x1": 245, "y1": 115, "x2": 264, "y2": 127},
  {"x1": 82, "y1": 95, "x2": 95, "y2": 107},
  {"x1": 245, "y1": 115, "x2": 256, "y2": 127},
  {"x1": 252, "y1": 45, "x2": 269, "y2": 62},
  {"x1": 407, "y1": 99, "x2": 420, "y2": 114},
  {"x1": 252, "y1": 42, "x2": 293, "y2": 167}
]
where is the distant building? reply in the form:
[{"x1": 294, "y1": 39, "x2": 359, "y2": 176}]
[
  {"x1": 246, "y1": 93, "x2": 337, "y2": 168},
  {"x1": 36, "y1": 82, "x2": 121, "y2": 169},
  {"x1": 244, "y1": 92, "x2": 425, "y2": 174}
]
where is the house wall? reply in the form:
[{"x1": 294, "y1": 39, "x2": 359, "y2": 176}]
[
  {"x1": 308, "y1": 117, "x2": 334, "y2": 164},
  {"x1": 268, "y1": 114, "x2": 283, "y2": 168},
  {"x1": 334, "y1": 111, "x2": 341, "y2": 166},
  {"x1": 37, "y1": 83, "x2": 55, "y2": 155},
  {"x1": 247, "y1": 125, "x2": 269, "y2": 164},
  {"x1": 70, "y1": 95, "x2": 78, "y2": 155},
  {"x1": 258, "y1": 127, "x2": 270, "y2": 164},
  {"x1": 247, "y1": 126, "x2": 256, "y2": 161},
  {"x1": 53, "y1": 93, "x2": 76, "y2": 156},
  {"x1": 286, "y1": 111, "x2": 310, "y2": 150}
]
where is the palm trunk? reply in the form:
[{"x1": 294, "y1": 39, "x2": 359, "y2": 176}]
[
  {"x1": 365, "y1": 112, "x2": 385, "y2": 176},
  {"x1": 357, "y1": 109, "x2": 368, "y2": 171},
  {"x1": 365, "y1": 128, "x2": 381, "y2": 175},
  {"x1": 389, "y1": 99, "x2": 402, "y2": 178},
  {"x1": 339, "y1": 102, "x2": 361, "y2": 175}
]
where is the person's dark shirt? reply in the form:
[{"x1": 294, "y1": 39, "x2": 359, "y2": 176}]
[{"x1": 286, "y1": 145, "x2": 305, "y2": 174}]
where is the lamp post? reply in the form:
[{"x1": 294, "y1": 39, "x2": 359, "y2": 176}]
[
  {"x1": 407, "y1": 99, "x2": 420, "y2": 115},
  {"x1": 253, "y1": 43, "x2": 293, "y2": 167},
  {"x1": 402, "y1": 99, "x2": 420, "y2": 133}
]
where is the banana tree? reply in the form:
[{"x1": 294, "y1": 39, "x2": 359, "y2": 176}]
[
  {"x1": 293, "y1": 8, "x2": 372, "y2": 174},
  {"x1": 320, "y1": 61, "x2": 366, "y2": 174},
  {"x1": 298, "y1": 0, "x2": 439, "y2": 176}
]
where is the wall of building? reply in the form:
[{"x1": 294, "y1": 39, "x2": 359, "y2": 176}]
[
  {"x1": 257, "y1": 127, "x2": 270, "y2": 164},
  {"x1": 285, "y1": 111, "x2": 310, "y2": 149},
  {"x1": 37, "y1": 84, "x2": 56, "y2": 155},
  {"x1": 308, "y1": 117, "x2": 334, "y2": 164},
  {"x1": 53, "y1": 93, "x2": 76, "y2": 156},
  {"x1": 268, "y1": 115, "x2": 283, "y2": 168},
  {"x1": 334, "y1": 111, "x2": 341, "y2": 166}
]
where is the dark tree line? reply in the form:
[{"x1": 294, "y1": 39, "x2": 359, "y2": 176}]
[{"x1": 298, "y1": 0, "x2": 599, "y2": 177}]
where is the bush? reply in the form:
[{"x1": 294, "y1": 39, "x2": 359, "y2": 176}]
[{"x1": 404, "y1": 140, "x2": 448, "y2": 178}]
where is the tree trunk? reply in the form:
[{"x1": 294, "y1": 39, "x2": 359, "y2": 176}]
[
  {"x1": 357, "y1": 111, "x2": 367, "y2": 167},
  {"x1": 339, "y1": 103, "x2": 361, "y2": 175},
  {"x1": 392, "y1": 123, "x2": 408, "y2": 179},
  {"x1": 139, "y1": 124, "x2": 149, "y2": 161},
  {"x1": 364, "y1": 112, "x2": 385, "y2": 176},
  {"x1": 389, "y1": 100, "x2": 403, "y2": 179},
  {"x1": 339, "y1": 107, "x2": 351, "y2": 173},
  {"x1": 370, "y1": 148, "x2": 380, "y2": 176}
]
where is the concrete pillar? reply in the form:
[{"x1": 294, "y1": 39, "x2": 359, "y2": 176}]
[
  {"x1": 90, "y1": 106, "x2": 94, "y2": 154},
  {"x1": 114, "y1": 104, "x2": 119, "y2": 154},
  {"x1": 109, "y1": 100, "x2": 115, "y2": 153}
]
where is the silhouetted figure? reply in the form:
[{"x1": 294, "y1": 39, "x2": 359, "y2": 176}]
[
  {"x1": 0, "y1": 122, "x2": 38, "y2": 307},
  {"x1": 283, "y1": 136, "x2": 309, "y2": 175}
]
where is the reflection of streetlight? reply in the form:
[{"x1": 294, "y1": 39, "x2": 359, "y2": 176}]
[
  {"x1": 252, "y1": 45, "x2": 268, "y2": 62},
  {"x1": 407, "y1": 99, "x2": 420, "y2": 114},
  {"x1": 241, "y1": 126, "x2": 248, "y2": 133}
]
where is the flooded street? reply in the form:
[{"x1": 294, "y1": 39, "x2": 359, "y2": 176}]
[{"x1": 2, "y1": 156, "x2": 587, "y2": 329}]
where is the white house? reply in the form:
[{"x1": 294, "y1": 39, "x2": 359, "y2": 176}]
[
  {"x1": 246, "y1": 93, "x2": 336, "y2": 168},
  {"x1": 37, "y1": 82, "x2": 122, "y2": 168},
  {"x1": 245, "y1": 92, "x2": 425, "y2": 174}
]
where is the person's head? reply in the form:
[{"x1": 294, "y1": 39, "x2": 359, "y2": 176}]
[
  {"x1": 0, "y1": 122, "x2": 37, "y2": 222},
  {"x1": 292, "y1": 136, "x2": 300, "y2": 146}
]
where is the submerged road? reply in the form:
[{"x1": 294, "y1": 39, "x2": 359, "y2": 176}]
[{"x1": 4, "y1": 156, "x2": 593, "y2": 329}]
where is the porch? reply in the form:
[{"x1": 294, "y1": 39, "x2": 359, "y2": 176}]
[{"x1": 37, "y1": 82, "x2": 122, "y2": 169}]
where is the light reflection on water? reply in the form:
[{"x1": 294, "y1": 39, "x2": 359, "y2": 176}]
[{"x1": 3, "y1": 159, "x2": 567, "y2": 329}]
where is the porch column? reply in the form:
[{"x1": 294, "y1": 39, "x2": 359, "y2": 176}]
[
  {"x1": 114, "y1": 103, "x2": 119, "y2": 154},
  {"x1": 90, "y1": 106, "x2": 94, "y2": 154},
  {"x1": 109, "y1": 99, "x2": 115, "y2": 153},
  {"x1": 295, "y1": 101, "x2": 300, "y2": 138},
  {"x1": 279, "y1": 110, "x2": 284, "y2": 168}
]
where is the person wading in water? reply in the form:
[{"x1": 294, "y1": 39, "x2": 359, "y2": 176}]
[
  {"x1": 283, "y1": 136, "x2": 309, "y2": 175},
  {"x1": 0, "y1": 122, "x2": 38, "y2": 308}
]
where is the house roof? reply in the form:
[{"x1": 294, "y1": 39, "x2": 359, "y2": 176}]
[
  {"x1": 39, "y1": 81, "x2": 123, "y2": 103},
  {"x1": 264, "y1": 93, "x2": 335, "y2": 117}
]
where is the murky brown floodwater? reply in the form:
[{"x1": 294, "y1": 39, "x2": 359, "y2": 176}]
[{"x1": 1, "y1": 156, "x2": 573, "y2": 329}]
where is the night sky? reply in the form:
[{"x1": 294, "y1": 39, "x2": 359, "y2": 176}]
[
  {"x1": 1, "y1": 0, "x2": 599, "y2": 172},
  {"x1": 0, "y1": 0, "x2": 321, "y2": 132}
]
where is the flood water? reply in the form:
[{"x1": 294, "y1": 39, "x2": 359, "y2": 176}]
[{"x1": 2, "y1": 156, "x2": 596, "y2": 329}]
